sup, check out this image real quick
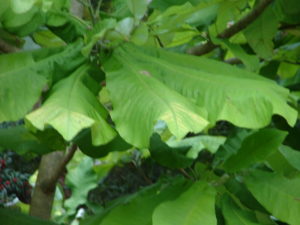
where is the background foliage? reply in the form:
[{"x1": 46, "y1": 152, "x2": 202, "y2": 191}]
[{"x1": 0, "y1": 0, "x2": 300, "y2": 225}]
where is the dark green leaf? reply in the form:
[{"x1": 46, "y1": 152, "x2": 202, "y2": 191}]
[
  {"x1": 223, "y1": 129, "x2": 287, "y2": 172},
  {"x1": 150, "y1": 133, "x2": 194, "y2": 169},
  {"x1": 0, "y1": 208, "x2": 58, "y2": 225},
  {"x1": 245, "y1": 170, "x2": 300, "y2": 225}
]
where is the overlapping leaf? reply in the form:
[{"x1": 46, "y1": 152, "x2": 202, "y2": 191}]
[
  {"x1": 221, "y1": 195, "x2": 262, "y2": 225},
  {"x1": 223, "y1": 128, "x2": 287, "y2": 172},
  {"x1": 104, "y1": 49, "x2": 208, "y2": 148},
  {"x1": 245, "y1": 170, "x2": 300, "y2": 225},
  {"x1": 0, "y1": 41, "x2": 85, "y2": 122},
  {"x1": 86, "y1": 178, "x2": 191, "y2": 225},
  {"x1": 108, "y1": 44, "x2": 297, "y2": 132},
  {"x1": 153, "y1": 181, "x2": 217, "y2": 225},
  {"x1": 26, "y1": 64, "x2": 116, "y2": 145}
]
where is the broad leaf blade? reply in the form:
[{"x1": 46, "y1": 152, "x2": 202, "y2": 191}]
[
  {"x1": 91, "y1": 178, "x2": 191, "y2": 225},
  {"x1": 26, "y1": 64, "x2": 116, "y2": 144},
  {"x1": 245, "y1": 170, "x2": 300, "y2": 225},
  {"x1": 110, "y1": 44, "x2": 297, "y2": 130},
  {"x1": 104, "y1": 50, "x2": 208, "y2": 148},
  {"x1": 221, "y1": 195, "x2": 261, "y2": 225},
  {"x1": 153, "y1": 181, "x2": 217, "y2": 225},
  {"x1": 223, "y1": 128, "x2": 287, "y2": 172}
]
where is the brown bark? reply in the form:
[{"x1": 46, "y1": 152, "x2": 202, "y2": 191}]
[
  {"x1": 29, "y1": 145, "x2": 77, "y2": 219},
  {"x1": 29, "y1": 152, "x2": 64, "y2": 220}
]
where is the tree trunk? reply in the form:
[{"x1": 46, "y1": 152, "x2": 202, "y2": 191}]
[{"x1": 29, "y1": 152, "x2": 65, "y2": 219}]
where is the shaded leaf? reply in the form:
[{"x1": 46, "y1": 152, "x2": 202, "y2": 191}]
[
  {"x1": 245, "y1": 170, "x2": 300, "y2": 225},
  {"x1": 74, "y1": 129, "x2": 132, "y2": 158},
  {"x1": 223, "y1": 128, "x2": 287, "y2": 172},
  {"x1": 279, "y1": 145, "x2": 300, "y2": 171},
  {"x1": 221, "y1": 195, "x2": 262, "y2": 225},
  {"x1": 244, "y1": 7, "x2": 279, "y2": 59},
  {"x1": 153, "y1": 181, "x2": 217, "y2": 225},
  {"x1": 149, "y1": 133, "x2": 194, "y2": 169},
  {"x1": 0, "y1": 126, "x2": 52, "y2": 154},
  {"x1": 87, "y1": 177, "x2": 191, "y2": 225}
]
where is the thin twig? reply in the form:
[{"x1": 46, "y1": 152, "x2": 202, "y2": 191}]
[
  {"x1": 179, "y1": 168, "x2": 194, "y2": 180},
  {"x1": 188, "y1": 0, "x2": 274, "y2": 56}
]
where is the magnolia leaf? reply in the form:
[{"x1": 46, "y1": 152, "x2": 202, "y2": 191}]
[
  {"x1": 153, "y1": 181, "x2": 217, "y2": 225},
  {"x1": 26, "y1": 64, "x2": 116, "y2": 144},
  {"x1": 245, "y1": 170, "x2": 300, "y2": 225},
  {"x1": 110, "y1": 44, "x2": 297, "y2": 130},
  {"x1": 221, "y1": 195, "x2": 262, "y2": 225},
  {"x1": 223, "y1": 128, "x2": 287, "y2": 172},
  {"x1": 93, "y1": 178, "x2": 191, "y2": 225},
  {"x1": 104, "y1": 48, "x2": 208, "y2": 148},
  {"x1": 0, "y1": 41, "x2": 85, "y2": 122}
]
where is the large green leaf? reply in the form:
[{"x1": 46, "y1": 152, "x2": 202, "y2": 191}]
[
  {"x1": 0, "y1": 41, "x2": 85, "y2": 122},
  {"x1": 221, "y1": 195, "x2": 262, "y2": 225},
  {"x1": 0, "y1": 208, "x2": 58, "y2": 225},
  {"x1": 88, "y1": 178, "x2": 192, "y2": 225},
  {"x1": 104, "y1": 49, "x2": 208, "y2": 148},
  {"x1": 106, "y1": 44, "x2": 297, "y2": 134},
  {"x1": 153, "y1": 181, "x2": 217, "y2": 225},
  {"x1": 223, "y1": 128, "x2": 287, "y2": 172},
  {"x1": 245, "y1": 170, "x2": 300, "y2": 225},
  {"x1": 26, "y1": 64, "x2": 116, "y2": 144}
]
